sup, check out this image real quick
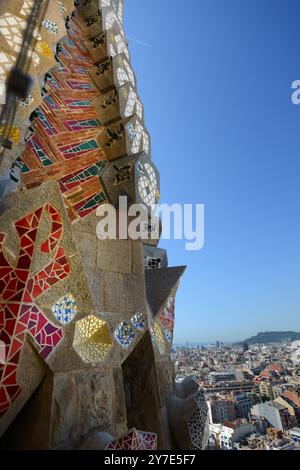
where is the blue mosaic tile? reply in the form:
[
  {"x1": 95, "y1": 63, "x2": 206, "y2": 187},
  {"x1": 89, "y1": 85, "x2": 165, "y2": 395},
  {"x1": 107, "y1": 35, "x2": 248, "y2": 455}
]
[
  {"x1": 114, "y1": 322, "x2": 136, "y2": 348},
  {"x1": 131, "y1": 312, "x2": 145, "y2": 331},
  {"x1": 42, "y1": 19, "x2": 59, "y2": 34},
  {"x1": 164, "y1": 329, "x2": 172, "y2": 343},
  {"x1": 52, "y1": 294, "x2": 77, "y2": 325}
]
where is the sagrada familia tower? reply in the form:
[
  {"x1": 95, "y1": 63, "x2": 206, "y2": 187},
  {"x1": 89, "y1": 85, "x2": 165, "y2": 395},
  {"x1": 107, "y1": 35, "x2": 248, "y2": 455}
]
[{"x1": 0, "y1": 0, "x2": 208, "y2": 450}]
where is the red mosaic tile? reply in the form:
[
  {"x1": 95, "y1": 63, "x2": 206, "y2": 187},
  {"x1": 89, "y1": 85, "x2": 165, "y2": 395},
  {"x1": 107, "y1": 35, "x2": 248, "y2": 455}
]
[
  {"x1": 21, "y1": 15, "x2": 110, "y2": 221},
  {"x1": 105, "y1": 429, "x2": 158, "y2": 450},
  {"x1": 0, "y1": 204, "x2": 69, "y2": 417}
]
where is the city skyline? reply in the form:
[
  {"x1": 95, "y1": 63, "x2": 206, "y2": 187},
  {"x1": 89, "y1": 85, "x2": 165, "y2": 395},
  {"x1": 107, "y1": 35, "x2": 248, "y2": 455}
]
[
  {"x1": 126, "y1": 0, "x2": 300, "y2": 343},
  {"x1": 174, "y1": 330, "x2": 300, "y2": 346},
  {"x1": 173, "y1": 340, "x2": 300, "y2": 450}
]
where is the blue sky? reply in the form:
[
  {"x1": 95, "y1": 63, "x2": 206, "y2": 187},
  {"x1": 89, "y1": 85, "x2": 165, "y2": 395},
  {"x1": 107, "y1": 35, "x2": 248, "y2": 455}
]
[{"x1": 125, "y1": 0, "x2": 300, "y2": 343}]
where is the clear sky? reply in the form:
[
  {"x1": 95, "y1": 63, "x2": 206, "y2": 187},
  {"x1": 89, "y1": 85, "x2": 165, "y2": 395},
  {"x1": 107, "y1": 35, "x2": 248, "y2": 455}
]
[{"x1": 125, "y1": 0, "x2": 300, "y2": 343}]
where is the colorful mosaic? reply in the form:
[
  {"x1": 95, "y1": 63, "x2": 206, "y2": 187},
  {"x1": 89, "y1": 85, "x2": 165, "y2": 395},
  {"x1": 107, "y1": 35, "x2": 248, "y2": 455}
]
[
  {"x1": 164, "y1": 329, "x2": 172, "y2": 344},
  {"x1": 158, "y1": 285, "x2": 180, "y2": 348},
  {"x1": 52, "y1": 294, "x2": 77, "y2": 325},
  {"x1": 36, "y1": 41, "x2": 53, "y2": 60},
  {"x1": 21, "y1": 18, "x2": 109, "y2": 221},
  {"x1": 150, "y1": 321, "x2": 166, "y2": 355},
  {"x1": 188, "y1": 391, "x2": 209, "y2": 450},
  {"x1": 28, "y1": 306, "x2": 63, "y2": 359},
  {"x1": 159, "y1": 294, "x2": 175, "y2": 331},
  {"x1": 0, "y1": 204, "x2": 70, "y2": 417},
  {"x1": 130, "y1": 312, "x2": 145, "y2": 332},
  {"x1": 105, "y1": 429, "x2": 157, "y2": 450},
  {"x1": 73, "y1": 315, "x2": 112, "y2": 362},
  {"x1": 42, "y1": 19, "x2": 59, "y2": 35},
  {"x1": 114, "y1": 321, "x2": 136, "y2": 348},
  {"x1": 20, "y1": 3, "x2": 154, "y2": 221}
]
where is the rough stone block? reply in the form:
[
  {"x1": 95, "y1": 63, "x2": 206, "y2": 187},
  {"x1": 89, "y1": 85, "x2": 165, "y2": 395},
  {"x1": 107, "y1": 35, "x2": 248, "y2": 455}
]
[
  {"x1": 84, "y1": 268, "x2": 104, "y2": 311},
  {"x1": 123, "y1": 273, "x2": 146, "y2": 313},
  {"x1": 132, "y1": 240, "x2": 144, "y2": 275},
  {"x1": 96, "y1": 239, "x2": 132, "y2": 274},
  {"x1": 103, "y1": 271, "x2": 126, "y2": 312},
  {"x1": 73, "y1": 231, "x2": 97, "y2": 269}
]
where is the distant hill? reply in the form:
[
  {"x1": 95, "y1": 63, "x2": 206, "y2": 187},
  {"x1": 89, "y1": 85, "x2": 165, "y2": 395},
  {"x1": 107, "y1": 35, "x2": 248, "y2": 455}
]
[{"x1": 239, "y1": 331, "x2": 300, "y2": 345}]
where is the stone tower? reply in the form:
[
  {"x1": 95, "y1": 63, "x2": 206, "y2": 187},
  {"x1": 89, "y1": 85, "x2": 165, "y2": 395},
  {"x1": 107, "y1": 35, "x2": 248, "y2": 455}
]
[{"x1": 0, "y1": 0, "x2": 208, "y2": 450}]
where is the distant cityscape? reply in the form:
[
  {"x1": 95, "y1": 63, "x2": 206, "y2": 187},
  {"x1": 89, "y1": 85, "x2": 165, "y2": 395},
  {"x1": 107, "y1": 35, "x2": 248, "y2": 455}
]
[
  {"x1": 174, "y1": 330, "x2": 300, "y2": 348},
  {"x1": 172, "y1": 334, "x2": 300, "y2": 450}
]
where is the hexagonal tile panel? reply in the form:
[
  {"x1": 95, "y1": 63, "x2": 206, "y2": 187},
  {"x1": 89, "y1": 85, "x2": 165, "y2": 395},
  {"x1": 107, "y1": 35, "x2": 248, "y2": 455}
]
[{"x1": 73, "y1": 314, "x2": 112, "y2": 362}]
